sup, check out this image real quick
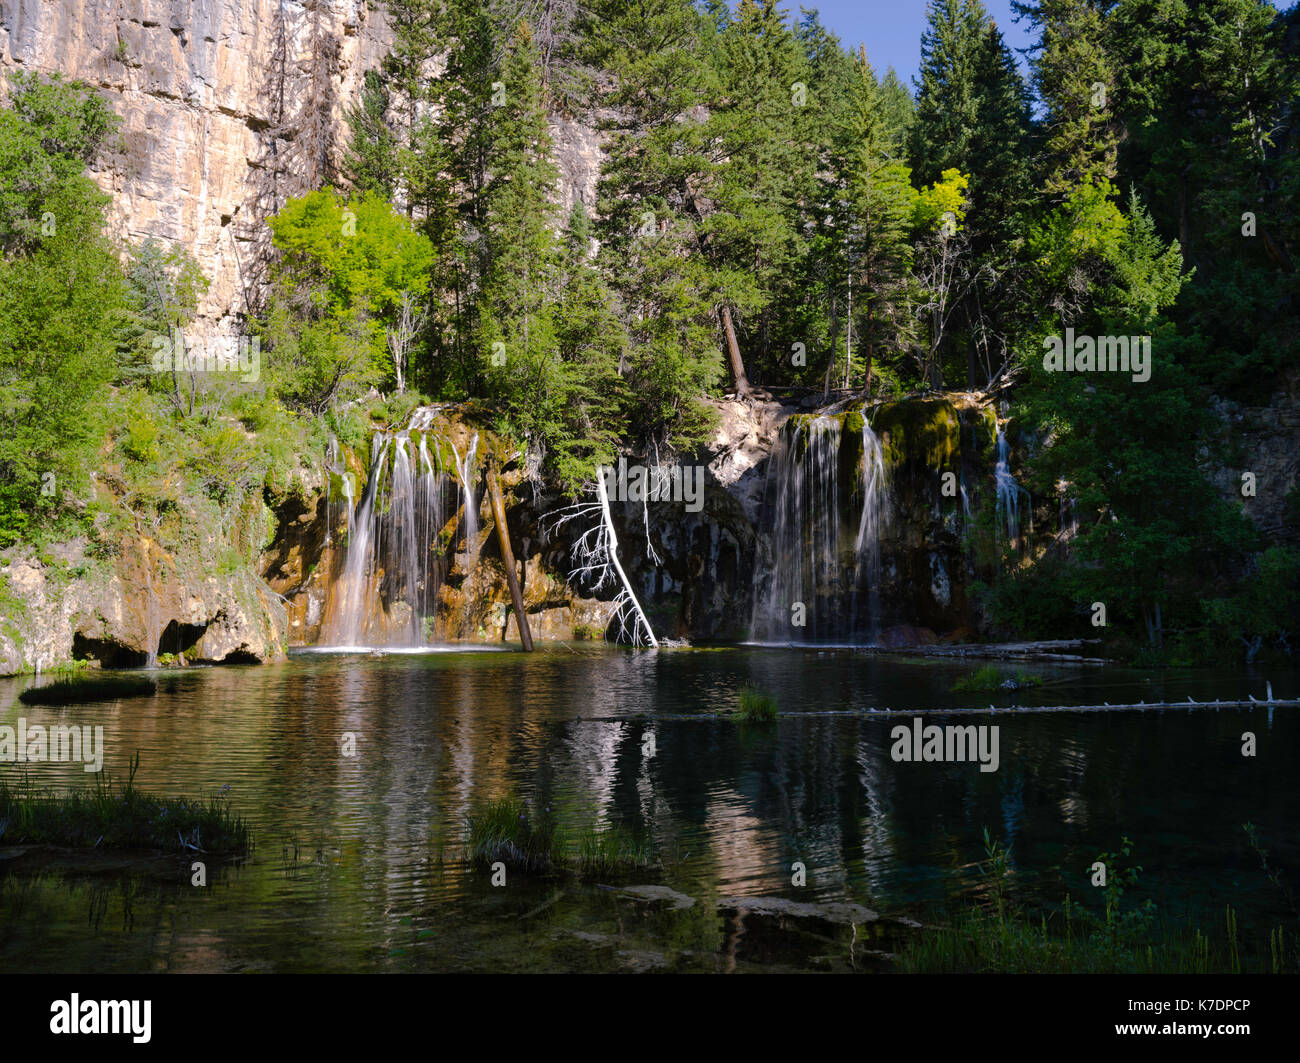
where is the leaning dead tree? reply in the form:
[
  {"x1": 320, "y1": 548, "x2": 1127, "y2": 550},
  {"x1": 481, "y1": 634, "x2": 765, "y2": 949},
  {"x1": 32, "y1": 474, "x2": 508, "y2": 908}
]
[{"x1": 549, "y1": 477, "x2": 658, "y2": 648}]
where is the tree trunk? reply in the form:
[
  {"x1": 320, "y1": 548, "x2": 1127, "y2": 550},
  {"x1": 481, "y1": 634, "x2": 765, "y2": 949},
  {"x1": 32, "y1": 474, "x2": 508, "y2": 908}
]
[
  {"x1": 824, "y1": 291, "x2": 838, "y2": 398},
  {"x1": 720, "y1": 305, "x2": 751, "y2": 399},
  {"x1": 595, "y1": 475, "x2": 658, "y2": 648},
  {"x1": 486, "y1": 467, "x2": 533, "y2": 651}
]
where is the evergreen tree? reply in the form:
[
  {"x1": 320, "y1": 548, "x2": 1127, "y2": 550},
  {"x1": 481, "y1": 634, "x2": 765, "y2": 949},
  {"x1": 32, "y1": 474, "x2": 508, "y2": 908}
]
[
  {"x1": 582, "y1": 0, "x2": 725, "y2": 445},
  {"x1": 705, "y1": 0, "x2": 812, "y2": 387},
  {"x1": 878, "y1": 67, "x2": 915, "y2": 150},
  {"x1": 474, "y1": 20, "x2": 565, "y2": 433},
  {"x1": 344, "y1": 70, "x2": 400, "y2": 198},
  {"x1": 1013, "y1": 0, "x2": 1120, "y2": 199},
  {"x1": 846, "y1": 47, "x2": 919, "y2": 394},
  {"x1": 910, "y1": 0, "x2": 984, "y2": 187}
]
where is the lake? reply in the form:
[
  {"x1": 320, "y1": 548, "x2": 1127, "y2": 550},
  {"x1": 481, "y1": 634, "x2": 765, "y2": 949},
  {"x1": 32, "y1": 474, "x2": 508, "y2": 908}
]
[{"x1": 1, "y1": 647, "x2": 1295, "y2": 973}]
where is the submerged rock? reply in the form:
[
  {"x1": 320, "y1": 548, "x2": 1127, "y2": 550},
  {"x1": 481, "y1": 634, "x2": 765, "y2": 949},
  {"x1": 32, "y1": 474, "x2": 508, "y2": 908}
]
[
  {"x1": 716, "y1": 896, "x2": 879, "y2": 925},
  {"x1": 613, "y1": 885, "x2": 697, "y2": 911}
]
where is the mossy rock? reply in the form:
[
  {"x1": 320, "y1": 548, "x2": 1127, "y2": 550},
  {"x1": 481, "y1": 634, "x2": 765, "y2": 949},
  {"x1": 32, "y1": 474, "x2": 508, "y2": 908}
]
[{"x1": 870, "y1": 398, "x2": 963, "y2": 471}]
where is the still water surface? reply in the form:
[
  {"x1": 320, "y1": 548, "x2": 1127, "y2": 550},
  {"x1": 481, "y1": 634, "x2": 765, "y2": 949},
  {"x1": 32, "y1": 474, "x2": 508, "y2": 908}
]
[{"x1": 1, "y1": 647, "x2": 1295, "y2": 972}]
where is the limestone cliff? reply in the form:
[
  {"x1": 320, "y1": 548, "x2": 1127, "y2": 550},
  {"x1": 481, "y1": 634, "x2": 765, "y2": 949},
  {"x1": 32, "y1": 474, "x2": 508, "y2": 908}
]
[
  {"x1": 1, "y1": 1, "x2": 393, "y2": 334},
  {"x1": 0, "y1": 1, "x2": 608, "y2": 336}
]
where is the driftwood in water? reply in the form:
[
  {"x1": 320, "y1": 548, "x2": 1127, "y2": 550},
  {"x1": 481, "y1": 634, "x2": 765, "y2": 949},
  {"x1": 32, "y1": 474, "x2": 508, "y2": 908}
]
[{"x1": 486, "y1": 466, "x2": 533, "y2": 652}]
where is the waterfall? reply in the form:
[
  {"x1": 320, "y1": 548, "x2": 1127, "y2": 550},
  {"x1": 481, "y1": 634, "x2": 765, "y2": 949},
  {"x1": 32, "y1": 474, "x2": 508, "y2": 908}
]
[
  {"x1": 994, "y1": 426, "x2": 1030, "y2": 546},
  {"x1": 451, "y1": 433, "x2": 480, "y2": 568},
  {"x1": 319, "y1": 410, "x2": 460, "y2": 648},
  {"x1": 749, "y1": 412, "x2": 889, "y2": 644}
]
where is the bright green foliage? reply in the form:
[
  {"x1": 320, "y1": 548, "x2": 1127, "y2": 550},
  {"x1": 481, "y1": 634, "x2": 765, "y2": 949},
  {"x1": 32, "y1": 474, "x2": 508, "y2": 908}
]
[
  {"x1": 1014, "y1": 190, "x2": 1249, "y2": 649},
  {"x1": 913, "y1": 168, "x2": 969, "y2": 232},
  {"x1": 0, "y1": 74, "x2": 127, "y2": 545},
  {"x1": 261, "y1": 188, "x2": 434, "y2": 409}
]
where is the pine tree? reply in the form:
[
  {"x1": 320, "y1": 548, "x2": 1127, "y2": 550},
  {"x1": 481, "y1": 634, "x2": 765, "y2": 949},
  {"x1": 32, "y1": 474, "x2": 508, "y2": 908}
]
[
  {"x1": 1013, "y1": 0, "x2": 1119, "y2": 199},
  {"x1": 474, "y1": 21, "x2": 565, "y2": 445},
  {"x1": 878, "y1": 68, "x2": 915, "y2": 150},
  {"x1": 344, "y1": 70, "x2": 399, "y2": 197},
  {"x1": 704, "y1": 0, "x2": 812, "y2": 388},
  {"x1": 846, "y1": 47, "x2": 919, "y2": 395},
  {"x1": 582, "y1": 0, "x2": 725, "y2": 445},
  {"x1": 967, "y1": 19, "x2": 1033, "y2": 239},
  {"x1": 551, "y1": 200, "x2": 628, "y2": 492},
  {"x1": 910, "y1": 0, "x2": 984, "y2": 187}
]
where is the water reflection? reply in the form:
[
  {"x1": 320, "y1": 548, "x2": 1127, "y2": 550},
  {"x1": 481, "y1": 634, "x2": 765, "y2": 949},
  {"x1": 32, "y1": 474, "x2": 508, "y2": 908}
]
[{"x1": 0, "y1": 648, "x2": 1296, "y2": 972}]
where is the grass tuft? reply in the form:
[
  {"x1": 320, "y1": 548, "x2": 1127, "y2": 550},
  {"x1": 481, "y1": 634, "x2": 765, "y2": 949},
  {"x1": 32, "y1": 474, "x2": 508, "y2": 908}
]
[
  {"x1": 466, "y1": 795, "x2": 558, "y2": 872},
  {"x1": 736, "y1": 686, "x2": 779, "y2": 723},
  {"x1": 950, "y1": 665, "x2": 1042, "y2": 693},
  {"x1": 897, "y1": 827, "x2": 1297, "y2": 973},
  {"x1": 0, "y1": 753, "x2": 250, "y2": 855},
  {"x1": 465, "y1": 795, "x2": 653, "y2": 876},
  {"x1": 18, "y1": 675, "x2": 156, "y2": 706}
]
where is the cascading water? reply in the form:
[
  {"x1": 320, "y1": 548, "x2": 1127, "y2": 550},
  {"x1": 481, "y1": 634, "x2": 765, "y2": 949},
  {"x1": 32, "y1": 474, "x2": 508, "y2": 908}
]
[
  {"x1": 994, "y1": 426, "x2": 1030, "y2": 545},
  {"x1": 749, "y1": 411, "x2": 889, "y2": 644},
  {"x1": 451, "y1": 433, "x2": 480, "y2": 568},
  {"x1": 319, "y1": 409, "x2": 461, "y2": 647}
]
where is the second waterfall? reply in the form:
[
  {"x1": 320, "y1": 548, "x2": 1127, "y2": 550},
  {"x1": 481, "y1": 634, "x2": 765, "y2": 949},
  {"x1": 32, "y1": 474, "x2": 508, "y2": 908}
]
[{"x1": 749, "y1": 411, "x2": 890, "y2": 644}]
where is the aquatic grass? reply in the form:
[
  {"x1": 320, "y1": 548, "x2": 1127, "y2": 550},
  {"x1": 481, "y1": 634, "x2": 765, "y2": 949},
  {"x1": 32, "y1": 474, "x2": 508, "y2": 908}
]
[
  {"x1": 0, "y1": 754, "x2": 250, "y2": 855},
  {"x1": 465, "y1": 796, "x2": 653, "y2": 876},
  {"x1": 736, "y1": 686, "x2": 779, "y2": 724},
  {"x1": 898, "y1": 828, "x2": 1296, "y2": 974},
  {"x1": 950, "y1": 665, "x2": 1042, "y2": 694},
  {"x1": 466, "y1": 796, "x2": 559, "y2": 872},
  {"x1": 18, "y1": 674, "x2": 156, "y2": 706},
  {"x1": 575, "y1": 825, "x2": 653, "y2": 874}
]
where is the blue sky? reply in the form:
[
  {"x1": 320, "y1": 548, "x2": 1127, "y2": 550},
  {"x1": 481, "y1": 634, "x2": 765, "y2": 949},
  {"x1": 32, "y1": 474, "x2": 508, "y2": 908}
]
[
  {"x1": 796, "y1": 0, "x2": 1291, "y2": 87},
  {"x1": 800, "y1": 0, "x2": 1034, "y2": 84}
]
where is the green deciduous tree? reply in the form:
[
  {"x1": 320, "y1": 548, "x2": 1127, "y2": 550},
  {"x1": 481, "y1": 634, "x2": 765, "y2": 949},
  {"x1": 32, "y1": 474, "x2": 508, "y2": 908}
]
[{"x1": 0, "y1": 74, "x2": 127, "y2": 544}]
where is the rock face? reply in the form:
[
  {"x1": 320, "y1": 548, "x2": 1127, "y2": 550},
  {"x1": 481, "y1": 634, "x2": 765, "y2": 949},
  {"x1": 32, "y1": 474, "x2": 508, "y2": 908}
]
[
  {"x1": 0, "y1": 536, "x2": 286, "y2": 674},
  {"x1": 1207, "y1": 374, "x2": 1300, "y2": 547},
  {"x1": 1, "y1": 0, "x2": 393, "y2": 337},
  {"x1": 0, "y1": 1, "x2": 611, "y2": 341}
]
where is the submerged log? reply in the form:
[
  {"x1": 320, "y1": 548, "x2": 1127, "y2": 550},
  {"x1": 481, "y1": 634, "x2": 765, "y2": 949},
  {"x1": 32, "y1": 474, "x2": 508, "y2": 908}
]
[{"x1": 486, "y1": 466, "x2": 534, "y2": 652}]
